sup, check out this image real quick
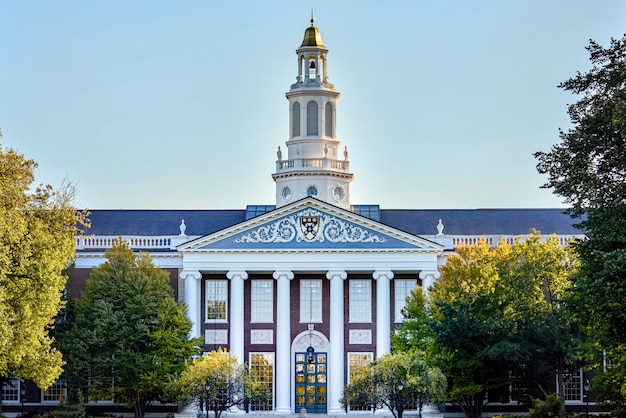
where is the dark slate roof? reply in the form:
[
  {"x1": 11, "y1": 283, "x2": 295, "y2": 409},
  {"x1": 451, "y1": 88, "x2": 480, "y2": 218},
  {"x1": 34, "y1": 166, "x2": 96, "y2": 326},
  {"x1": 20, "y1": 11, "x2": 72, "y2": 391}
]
[
  {"x1": 83, "y1": 210, "x2": 247, "y2": 236},
  {"x1": 82, "y1": 208, "x2": 582, "y2": 237},
  {"x1": 379, "y1": 209, "x2": 582, "y2": 236}
]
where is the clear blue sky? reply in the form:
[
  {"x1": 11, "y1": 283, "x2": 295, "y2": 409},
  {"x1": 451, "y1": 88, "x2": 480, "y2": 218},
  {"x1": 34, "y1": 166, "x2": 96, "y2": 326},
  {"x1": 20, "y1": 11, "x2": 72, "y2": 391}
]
[{"x1": 1, "y1": 1, "x2": 624, "y2": 210}]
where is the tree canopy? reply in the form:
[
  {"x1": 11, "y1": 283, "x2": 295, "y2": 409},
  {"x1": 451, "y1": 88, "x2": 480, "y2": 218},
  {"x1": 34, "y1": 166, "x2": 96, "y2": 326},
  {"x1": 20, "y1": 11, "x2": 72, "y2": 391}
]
[
  {"x1": 0, "y1": 144, "x2": 86, "y2": 388},
  {"x1": 535, "y1": 35, "x2": 626, "y2": 409},
  {"x1": 63, "y1": 239, "x2": 201, "y2": 418},
  {"x1": 535, "y1": 36, "x2": 626, "y2": 216},
  {"x1": 341, "y1": 352, "x2": 446, "y2": 418},
  {"x1": 176, "y1": 348, "x2": 270, "y2": 418},
  {"x1": 424, "y1": 233, "x2": 578, "y2": 418}
]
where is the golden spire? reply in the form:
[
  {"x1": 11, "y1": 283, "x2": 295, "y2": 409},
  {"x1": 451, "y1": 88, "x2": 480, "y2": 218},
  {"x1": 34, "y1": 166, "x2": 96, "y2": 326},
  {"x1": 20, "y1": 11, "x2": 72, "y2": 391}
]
[{"x1": 300, "y1": 12, "x2": 325, "y2": 48}]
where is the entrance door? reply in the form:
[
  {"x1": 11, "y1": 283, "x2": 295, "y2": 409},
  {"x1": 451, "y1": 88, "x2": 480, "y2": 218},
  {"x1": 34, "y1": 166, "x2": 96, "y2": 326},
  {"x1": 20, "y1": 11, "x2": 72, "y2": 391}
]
[{"x1": 295, "y1": 352, "x2": 327, "y2": 413}]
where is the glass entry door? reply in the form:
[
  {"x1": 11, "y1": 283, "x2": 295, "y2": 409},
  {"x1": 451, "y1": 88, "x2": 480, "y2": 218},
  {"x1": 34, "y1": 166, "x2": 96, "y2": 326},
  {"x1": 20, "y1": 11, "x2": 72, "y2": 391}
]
[{"x1": 295, "y1": 352, "x2": 327, "y2": 413}]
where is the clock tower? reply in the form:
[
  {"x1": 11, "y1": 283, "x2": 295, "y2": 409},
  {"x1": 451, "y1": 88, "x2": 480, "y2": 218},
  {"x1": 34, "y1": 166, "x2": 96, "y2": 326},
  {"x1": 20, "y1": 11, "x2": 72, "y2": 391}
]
[{"x1": 273, "y1": 18, "x2": 354, "y2": 209}]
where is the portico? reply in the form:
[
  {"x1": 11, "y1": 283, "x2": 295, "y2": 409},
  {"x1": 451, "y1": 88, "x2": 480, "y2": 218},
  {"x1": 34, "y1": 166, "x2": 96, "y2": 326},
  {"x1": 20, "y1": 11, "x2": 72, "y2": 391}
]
[{"x1": 177, "y1": 198, "x2": 443, "y2": 414}]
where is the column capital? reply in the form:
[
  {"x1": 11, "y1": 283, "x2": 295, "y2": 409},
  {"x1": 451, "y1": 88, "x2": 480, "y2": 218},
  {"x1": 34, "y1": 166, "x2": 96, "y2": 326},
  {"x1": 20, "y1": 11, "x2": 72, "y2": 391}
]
[
  {"x1": 180, "y1": 269, "x2": 202, "y2": 280},
  {"x1": 273, "y1": 270, "x2": 294, "y2": 280},
  {"x1": 419, "y1": 270, "x2": 441, "y2": 280},
  {"x1": 227, "y1": 270, "x2": 249, "y2": 280},
  {"x1": 326, "y1": 270, "x2": 347, "y2": 280},
  {"x1": 373, "y1": 270, "x2": 394, "y2": 280}
]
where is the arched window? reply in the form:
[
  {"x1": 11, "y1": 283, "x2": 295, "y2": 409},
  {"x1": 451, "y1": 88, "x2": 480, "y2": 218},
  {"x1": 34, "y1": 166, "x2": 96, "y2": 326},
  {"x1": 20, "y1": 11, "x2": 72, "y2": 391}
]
[
  {"x1": 324, "y1": 102, "x2": 333, "y2": 138},
  {"x1": 307, "y1": 101, "x2": 318, "y2": 136},
  {"x1": 292, "y1": 102, "x2": 301, "y2": 138}
]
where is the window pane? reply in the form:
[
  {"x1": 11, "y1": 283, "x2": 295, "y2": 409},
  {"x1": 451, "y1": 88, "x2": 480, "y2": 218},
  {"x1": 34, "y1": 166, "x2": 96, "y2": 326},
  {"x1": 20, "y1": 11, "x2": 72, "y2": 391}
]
[
  {"x1": 348, "y1": 353, "x2": 373, "y2": 411},
  {"x1": 251, "y1": 280, "x2": 273, "y2": 323},
  {"x1": 250, "y1": 353, "x2": 274, "y2": 411},
  {"x1": 44, "y1": 379, "x2": 67, "y2": 402},
  {"x1": 292, "y1": 102, "x2": 301, "y2": 138},
  {"x1": 563, "y1": 367, "x2": 582, "y2": 401},
  {"x1": 300, "y1": 280, "x2": 322, "y2": 323},
  {"x1": 349, "y1": 280, "x2": 371, "y2": 322},
  {"x1": 206, "y1": 280, "x2": 228, "y2": 321},
  {"x1": 394, "y1": 279, "x2": 417, "y2": 322},
  {"x1": 324, "y1": 102, "x2": 333, "y2": 138},
  {"x1": 2, "y1": 378, "x2": 19, "y2": 402},
  {"x1": 307, "y1": 101, "x2": 318, "y2": 136}
]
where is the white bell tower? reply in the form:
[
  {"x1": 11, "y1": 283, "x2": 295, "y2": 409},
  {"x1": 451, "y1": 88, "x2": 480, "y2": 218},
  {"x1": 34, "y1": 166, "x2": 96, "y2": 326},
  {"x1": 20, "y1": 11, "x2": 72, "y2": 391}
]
[{"x1": 273, "y1": 18, "x2": 354, "y2": 209}]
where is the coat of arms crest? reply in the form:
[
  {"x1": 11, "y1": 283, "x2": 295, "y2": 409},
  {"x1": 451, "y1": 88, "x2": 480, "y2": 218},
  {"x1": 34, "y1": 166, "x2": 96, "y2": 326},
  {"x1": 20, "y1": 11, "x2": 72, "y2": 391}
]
[{"x1": 300, "y1": 216, "x2": 320, "y2": 241}]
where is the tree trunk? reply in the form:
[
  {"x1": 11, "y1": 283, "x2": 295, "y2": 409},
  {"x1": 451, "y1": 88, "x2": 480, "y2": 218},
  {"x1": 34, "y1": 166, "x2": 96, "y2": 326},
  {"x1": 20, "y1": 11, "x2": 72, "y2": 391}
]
[
  {"x1": 133, "y1": 399, "x2": 148, "y2": 418},
  {"x1": 459, "y1": 391, "x2": 485, "y2": 418}
]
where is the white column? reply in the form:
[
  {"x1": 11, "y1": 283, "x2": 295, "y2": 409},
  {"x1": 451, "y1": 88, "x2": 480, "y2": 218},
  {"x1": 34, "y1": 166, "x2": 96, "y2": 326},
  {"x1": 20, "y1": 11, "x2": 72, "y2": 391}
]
[
  {"x1": 227, "y1": 270, "x2": 248, "y2": 364},
  {"x1": 419, "y1": 270, "x2": 440, "y2": 294},
  {"x1": 273, "y1": 270, "x2": 294, "y2": 414},
  {"x1": 180, "y1": 269, "x2": 202, "y2": 339},
  {"x1": 373, "y1": 270, "x2": 394, "y2": 359},
  {"x1": 327, "y1": 270, "x2": 347, "y2": 415}
]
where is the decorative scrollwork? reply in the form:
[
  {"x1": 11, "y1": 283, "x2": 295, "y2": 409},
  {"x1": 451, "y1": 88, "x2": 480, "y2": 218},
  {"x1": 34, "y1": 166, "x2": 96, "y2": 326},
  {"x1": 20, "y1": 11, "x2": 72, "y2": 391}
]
[{"x1": 234, "y1": 208, "x2": 387, "y2": 244}]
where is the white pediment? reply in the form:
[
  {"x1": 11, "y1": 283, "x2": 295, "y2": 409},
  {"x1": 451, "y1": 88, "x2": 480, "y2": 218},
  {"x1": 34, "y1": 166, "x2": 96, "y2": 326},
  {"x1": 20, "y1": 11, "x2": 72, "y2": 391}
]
[{"x1": 178, "y1": 198, "x2": 443, "y2": 254}]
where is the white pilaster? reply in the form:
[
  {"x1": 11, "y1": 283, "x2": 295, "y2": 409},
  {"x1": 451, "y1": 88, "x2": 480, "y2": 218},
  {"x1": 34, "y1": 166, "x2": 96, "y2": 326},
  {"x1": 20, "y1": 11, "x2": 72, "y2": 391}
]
[
  {"x1": 227, "y1": 270, "x2": 248, "y2": 364},
  {"x1": 327, "y1": 270, "x2": 347, "y2": 415},
  {"x1": 180, "y1": 269, "x2": 202, "y2": 339},
  {"x1": 419, "y1": 270, "x2": 440, "y2": 293},
  {"x1": 273, "y1": 270, "x2": 294, "y2": 414},
  {"x1": 373, "y1": 270, "x2": 394, "y2": 359}
]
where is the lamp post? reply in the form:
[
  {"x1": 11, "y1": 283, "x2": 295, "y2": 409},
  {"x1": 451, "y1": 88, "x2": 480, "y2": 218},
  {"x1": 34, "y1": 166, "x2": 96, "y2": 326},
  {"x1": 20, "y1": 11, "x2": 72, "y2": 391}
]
[
  {"x1": 205, "y1": 380, "x2": 211, "y2": 418},
  {"x1": 20, "y1": 386, "x2": 26, "y2": 418},
  {"x1": 396, "y1": 380, "x2": 404, "y2": 418},
  {"x1": 584, "y1": 379, "x2": 590, "y2": 416}
]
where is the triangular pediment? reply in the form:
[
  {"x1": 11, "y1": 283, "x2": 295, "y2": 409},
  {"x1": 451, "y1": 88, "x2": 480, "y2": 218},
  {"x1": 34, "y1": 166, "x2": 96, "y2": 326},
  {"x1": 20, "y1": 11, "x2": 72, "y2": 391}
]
[{"x1": 178, "y1": 198, "x2": 443, "y2": 253}]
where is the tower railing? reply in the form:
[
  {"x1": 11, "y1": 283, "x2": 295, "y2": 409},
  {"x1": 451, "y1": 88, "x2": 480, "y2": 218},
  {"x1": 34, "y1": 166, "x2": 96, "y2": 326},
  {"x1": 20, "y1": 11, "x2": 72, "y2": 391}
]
[{"x1": 276, "y1": 157, "x2": 350, "y2": 173}]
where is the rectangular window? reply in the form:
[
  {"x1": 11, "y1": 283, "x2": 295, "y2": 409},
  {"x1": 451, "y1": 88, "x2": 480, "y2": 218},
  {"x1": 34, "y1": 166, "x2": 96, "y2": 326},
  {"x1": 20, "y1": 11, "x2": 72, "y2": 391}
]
[
  {"x1": 348, "y1": 353, "x2": 373, "y2": 411},
  {"x1": 509, "y1": 364, "x2": 529, "y2": 403},
  {"x1": 43, "y1": 379, "x2": 67, "y2": 402},
  {"x1": 206, "y1": 280, "x2": 228, "y2": 322},
  {"x1": 249, "y1": 353, "x2": 274, "y2": 411},
  {"x1": 251, "y1": 280, "x2": 273, "y2": 323},
  {"x1": 2, "y1": 378, "x2": 19, "y2": 402},
  {"x1": 563, "y1": 367, "x2": 583, "y2": 402},
  {"x1": 349, "y1": 280, "x2": 371, "y2": 323},
  {"x1": 300, "y1": 280, "x2": 322, "y2": 323},
  {"x1": 394, "y1": 279, "x2": 417, "y2": 322}
]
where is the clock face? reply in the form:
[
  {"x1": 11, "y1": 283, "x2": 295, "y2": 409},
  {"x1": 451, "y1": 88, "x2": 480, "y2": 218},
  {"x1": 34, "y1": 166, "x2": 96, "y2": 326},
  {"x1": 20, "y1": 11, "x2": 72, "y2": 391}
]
[
  {"x1": 307, "y1": 186, "x2": 318, "y2": 197},
  {"x1": 281, "y1": 187, "x2": 292, "y2": 201},
  {"x1": 332, "y1": 186, "x2": 345, "y2": 201}
]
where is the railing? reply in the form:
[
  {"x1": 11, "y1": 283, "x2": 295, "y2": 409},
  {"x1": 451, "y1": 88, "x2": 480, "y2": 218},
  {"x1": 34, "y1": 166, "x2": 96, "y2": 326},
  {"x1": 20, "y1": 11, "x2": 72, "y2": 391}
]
[
  {"x1": 276, "y1": 157, "x2": 350, "y2": 173},
  {"x1": 75, "y1": 233, "x2": 584, "y2": 252},
  {"x1": 426, "y1": 234, "x2": 585, "y2": 248},
  {"x1": 75, "y1": 235, "x2": 194, "y2": 250}
]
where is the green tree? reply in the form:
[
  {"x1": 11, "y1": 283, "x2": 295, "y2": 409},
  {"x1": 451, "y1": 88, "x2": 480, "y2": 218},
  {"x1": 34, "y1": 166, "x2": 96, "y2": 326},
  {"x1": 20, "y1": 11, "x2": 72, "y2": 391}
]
[
  {"x1": 0, "y1": 143, "x2": 86, "y2": 388},
  {"x1": 501, "y1": 233, "x2": 580, "y2": 413},
  {"x1": 428, "y1": 234, "x2": 578, "y2": 418},
  {"x1": 176, "y1": 348, "x2": 270, "y2": 418},
  {"x1": 341, "y1": 352, "x2": 446, "y2": 418},
  {"x1": 66, "y1": 239, "x2": 201, "y2": 418},
  {"x1": 535, "y1": 35, "x2": 626, "y2": 408},
  {"x1": 391, "y1": 286, "x2": 437, "y2": 356}
]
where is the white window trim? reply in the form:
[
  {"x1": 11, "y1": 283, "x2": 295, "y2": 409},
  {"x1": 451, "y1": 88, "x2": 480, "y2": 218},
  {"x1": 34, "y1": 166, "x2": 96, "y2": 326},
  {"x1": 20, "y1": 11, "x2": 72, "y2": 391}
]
[
  {"x1": 394, "y1": 279, "x2": 417, "y2": 323},
  {"x1": 205, "y1": 279, "x2": 229, "y2": 323},
  {"x1": 251, "y1": 279, "x2": 274, "y2": 324},
  {"x1": 349, "y1": 279, "x2": 372, "y2": 323}
]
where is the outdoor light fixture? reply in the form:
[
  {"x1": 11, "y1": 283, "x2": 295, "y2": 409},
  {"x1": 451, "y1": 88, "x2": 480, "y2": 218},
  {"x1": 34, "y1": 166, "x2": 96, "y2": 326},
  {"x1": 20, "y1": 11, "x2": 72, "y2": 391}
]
[
  {"x1": 205, "y1": 379, "x2": 210, "y2": 392},
  {"x1": 398, "y1": 380, "x2": 404, "y2": 391},
  {"x1": 307, "y1": 345, "x2": 315, "y2": 363}
]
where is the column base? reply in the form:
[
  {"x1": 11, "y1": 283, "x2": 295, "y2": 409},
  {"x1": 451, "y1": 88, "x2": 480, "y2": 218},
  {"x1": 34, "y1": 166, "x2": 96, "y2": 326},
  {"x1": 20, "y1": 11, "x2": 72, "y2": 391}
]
[
  {"x1": 328, "y1": 407, "x2": 347, "y2": 415},
  {"x1": 274, "y1": 407, "x2": 292, "y2": 414}
]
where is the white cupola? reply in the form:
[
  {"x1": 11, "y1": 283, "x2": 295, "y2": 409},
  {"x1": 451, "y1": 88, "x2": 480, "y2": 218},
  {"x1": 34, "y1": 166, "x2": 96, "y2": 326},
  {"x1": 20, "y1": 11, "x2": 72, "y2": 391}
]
[{"x1": 272, "y1": 18, "x2": 354, "y2": 210}]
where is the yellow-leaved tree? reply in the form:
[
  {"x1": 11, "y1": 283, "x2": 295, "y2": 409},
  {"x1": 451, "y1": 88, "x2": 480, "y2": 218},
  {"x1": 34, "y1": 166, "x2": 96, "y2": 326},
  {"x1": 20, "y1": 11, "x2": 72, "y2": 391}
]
[{"x1": 0, "y1": 143, "x2": 87, "y2": 388}]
